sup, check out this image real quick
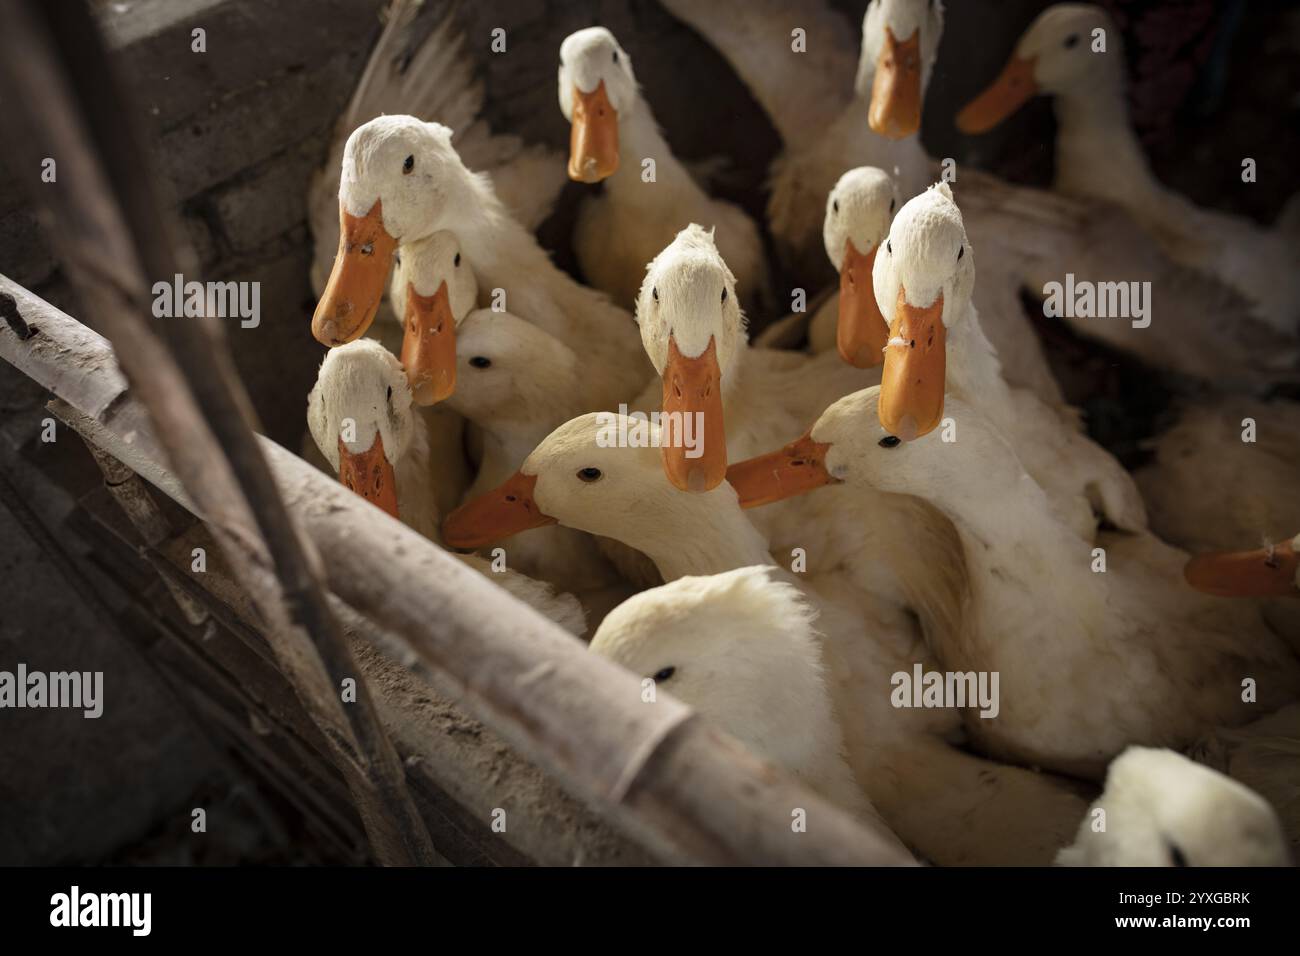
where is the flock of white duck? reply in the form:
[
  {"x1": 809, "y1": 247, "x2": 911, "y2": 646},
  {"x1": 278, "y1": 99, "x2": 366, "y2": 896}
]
[{"x1": 302, "y1": 0, "x2": 1300, "y2": 865}]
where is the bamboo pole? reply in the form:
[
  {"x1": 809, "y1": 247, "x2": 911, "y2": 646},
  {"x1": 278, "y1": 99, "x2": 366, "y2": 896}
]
[
  {"x1": 0, "y1": 0, "x2": 439, "y2": 866},
  {"x1": 1, "y1": 276, "x2": 916, "y2": 866}
]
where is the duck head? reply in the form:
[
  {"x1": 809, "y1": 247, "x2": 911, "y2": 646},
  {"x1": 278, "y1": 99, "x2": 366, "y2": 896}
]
[
  {"x1": 389, "y1": 230, "x2": 478, "y2": 405},
  {"x1": 1056, "y1": 747, "x2": 1291, "y2": 866},
  {"x1": 957, "y1": 4, "x2": 1121, "y2": 134},
  {"x1": 858, "y1": 0, "x2": 944, "y2": 139},
  {"x1": 638, "y1": 224, "x2": 745, "y2": 493},
  {"x1": 306, "y1": 339, "x2": 416, "y2": 521},
  {"x1": 725, "y1": 385, "x2": 995, "y2": 509},
  {"x1": 1184, "y1": 533, "x2": 1300, "y2": 599},
  {"x1": 823, "y1": 167, "x2": 897, "y2": 368},
  {"x1": 559, "y1": 27, "x2": 637, "y2": 183},
  {"x1": 872, "y1": 181, "x2": 974, "y2": 441},
  {"x1": 442, "y1": 411, "x2": 749, "y2": 558},
  {"x1": 313, "y1": 116, "x2": 474, "y2": 346},
  {"x1": 442, "y1": 308, "x2": 582, "y2": 430},
  {"x1": 590, "y1": 566, "x2": 840, "y2": 773}
]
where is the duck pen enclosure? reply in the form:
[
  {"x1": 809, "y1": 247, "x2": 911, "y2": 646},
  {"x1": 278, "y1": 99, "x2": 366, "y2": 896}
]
[{"x1": 0, "y1": 0, "x2": 913, "y2": 867}]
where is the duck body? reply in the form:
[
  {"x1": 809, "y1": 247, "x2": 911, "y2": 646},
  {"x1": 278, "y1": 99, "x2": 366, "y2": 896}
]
[
  {"x1": 785, "y1": 386, "x2": 1300, "y2": 780},
  {"x1": 445, "y1": 414, "x2": 1090, "y2": 864}
]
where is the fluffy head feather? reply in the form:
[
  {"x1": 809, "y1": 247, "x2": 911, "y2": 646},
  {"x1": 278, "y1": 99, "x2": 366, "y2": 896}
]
[
  {"x1": 1056, "y1": 747, "x2": 1290, "y2": 866},
  {"x1": 823, "y1": 166, "x2": 897, "y2": 271},
  {"x1": 558, "y1": 27, "x2": 639, "y2": 118},
  {"x1": 307, "y1": 339, "x2": 414, "y2": 469},
  {"x1": 636, "y1": 224, "x2": 746, "y2": 375},
  {"x1": 872, "y1": 181, "x2": 975, "y2": 328}
]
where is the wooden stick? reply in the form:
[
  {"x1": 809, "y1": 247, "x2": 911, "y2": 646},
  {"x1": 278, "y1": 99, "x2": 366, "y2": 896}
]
[
  {"x1": 2, "y1": 279, "x2": 916, "y2": 866},
  {"x1": 0, "y1": 0, "x2": 439, "y2": 866}
]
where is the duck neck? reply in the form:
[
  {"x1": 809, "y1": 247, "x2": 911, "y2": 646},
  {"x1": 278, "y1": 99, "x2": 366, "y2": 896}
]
[
  {"x1": 635, "y1": 492, "x2": 775, "y2": 582},
  {"x1": 1052, "y1": 80, "x2": 1164, "y2": 213},
  {"x1": 605, "y1": 97, "x2": 702, "y2": 210},
  {"x1": 944, "y1": 301, "x2": 1017, "y2": 427},
  {"x1": 905, "y1": 430, "x2": 1104, "y2": 657}
]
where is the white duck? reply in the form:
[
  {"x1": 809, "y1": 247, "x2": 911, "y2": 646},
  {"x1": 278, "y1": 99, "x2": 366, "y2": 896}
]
[
  {"x1": 558, "y1": 27, "x2": 769, "y2": 313},
  {"x1": 725, "y1": 384, "x2": 1300, "y2": 780},
  {"x1": 304, "y1": 339, "x2": 585, "y2": 635},
  {"x1": 1056, "y1": 747, "x2": 1290, "y2": 866},
  {"x1": 444, "y1": 308, "x2": 624, "y2": 598},
  {"x1": 312, "y1": 114, "x2": 651, "y2": 414},
  {"x1": 873, "y1": 182, "x2": 1145, "y2": 538},
  {"x1": 660, "y1": 0, "x2": 939, "y2": 279},
  {"x1": 629, "y1": 223, "x2": 877, "y2": 494},
  {"x1": 957, "y1": 3, "x2": 1300, "y2": 338},
  {"x1": 589, "y1": 565, "x2": 899, "y2": 840},
  {"x1": 444, "y1": 414, "x2": 1093, "y2": 865},
  {"x1": 308, "y1": 0, "x2": 566, "y2": 303}
]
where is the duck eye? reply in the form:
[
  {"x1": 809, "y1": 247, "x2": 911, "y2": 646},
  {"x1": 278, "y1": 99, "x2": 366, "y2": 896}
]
[
  {"x1": 1063, "y1": 33, "x2": 1079, "y2": 49},
  {"x1": 889, "y1": 198, "x2": 895, "y2": 213},
  {"x1": 886, "y1": 239, "x2": 892, "y2": 255},
  {"x1": 879, "y1": 435, "x2": 901, "y2": 448},
  {"x1": 721, "y1": 288, "x2": 728, "y2": 303},
  {"x1": 454, "y1": 253, "x2": 461, "y2": 267},
  {"x1": 402, "y1": 155, "x2": 414, "y2": 174},
  {"x1": 577, "y1": 467, "x2": 603, "y2": 483},
  {"x1": 612, "y1": 50, "x2": 619, "y2": 64},
  {"x1": 832, "y1": 199, "x2": 839, "y2": 214},
  {"x1": 386, "y1": 385, "x2": 392, "y2": 402},
  {"x1": 469, "y1": 356, "x2": 492, "y2": 369},
  {"x1": 957, "y1": 245, "x2": 964, "y2": 260},
  {"x1": 1168, "y1": 842, "x2": 1189, "y2": 867},
  {"x1": 652, "y1": 666, "x2": 675, "y2": 682},
  {"x1": 652, "y1": 287, "x2": 659, "y2": 302}
]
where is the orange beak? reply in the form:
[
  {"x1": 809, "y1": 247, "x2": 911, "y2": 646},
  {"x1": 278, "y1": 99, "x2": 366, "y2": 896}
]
[
  {"x1": 955, "y1": 54, "x2": 1038, "y2": 134},
  {"x1": 725, "y1": 431, "x2": 840, "y2": 509},
  {"x1": 401, "y1": 280, "x2": 457, "y2": 405},
  {"x1": 442, "y1": 471, "x2": 557, "y2": 549},
  {"x1": 662, "y1": 336, "x2": 727, "y2": 492},
  {"x1": 837, "y1": 241, "x2": 887, "y2": 368},
  {"x1": 878, "y1": 286, "x2": 946, "y2": 441},
  {"x1": 337, "y1": 433, "x2": 399, "y2": 521},
  {"x1": 568, "y1": 81, "x2": 620, "y2": 183},
  {"x1": 1184, "y1": 538, "x2": 1299, "y2": 599},
  {"x1": 313, "y1": 199, "x2": 399, "y2": 346},
  {"x1": 869, "y1": 27, "x2": 924, "y2": 139}
]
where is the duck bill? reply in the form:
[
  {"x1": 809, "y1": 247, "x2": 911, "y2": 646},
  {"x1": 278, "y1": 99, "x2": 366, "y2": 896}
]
[
  {"x1": 1184, "y1": 538, "x2": 1299, "y2": 598},
  {"x1": 956, "y1": 54, "x2": 1038, "y2": 134},
  {"x1": 442, "y1": 471, "x2": 557, "y2": 549},
  {"x1": 725, "y1": 431, "x2": 840, "y2": 509},
  {"x1": 661, "y1": 336, "x2": 727, "y2": 492},
  {"x1": 837, "y1": 241, "x2": 887, "y2": 368},
  {"x1": 401, "y1": 281, "x2": 457, "y2": 405},
  {"x1": 337, "y1": 433, "x2": 399, "y2": 521},
  {"x1": 869, "y1": 27, "x2": 923, "y2": 139},
  {"x1": 879, "y1": 287, "x2": 946, "y2": 441},
  {"x1": 568, "y1": 81, "x2": 620, "y2": 183},
  {"x1": 313, "y1": 199, "x2": 399, "y2": 346}
]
